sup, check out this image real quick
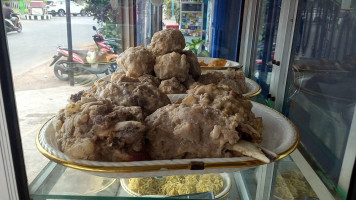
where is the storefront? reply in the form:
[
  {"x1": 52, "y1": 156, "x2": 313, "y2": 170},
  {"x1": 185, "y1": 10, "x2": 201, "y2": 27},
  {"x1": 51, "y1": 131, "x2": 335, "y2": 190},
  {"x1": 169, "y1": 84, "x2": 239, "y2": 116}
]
[{"x1": 0, "y1": 0, "x2": 355, "y2": 199}]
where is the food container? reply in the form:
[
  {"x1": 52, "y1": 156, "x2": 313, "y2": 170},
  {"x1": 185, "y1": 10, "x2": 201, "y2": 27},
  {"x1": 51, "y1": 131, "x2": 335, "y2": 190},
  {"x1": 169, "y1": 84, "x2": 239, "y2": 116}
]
[
  {"x1": 198, "y1": 57, "x2": 243, "y2": 70},
  {"x1": 36, "y1": 95, "x2": 299, "y2": 178},
  {"x1": 120, "y1": 173, "x2": 232, "y2": 199}
]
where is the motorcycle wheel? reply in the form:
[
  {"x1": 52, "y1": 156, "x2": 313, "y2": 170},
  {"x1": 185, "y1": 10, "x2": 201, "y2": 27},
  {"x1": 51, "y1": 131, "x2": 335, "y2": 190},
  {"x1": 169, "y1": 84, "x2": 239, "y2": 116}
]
[
  {"x1": 80, "y1": 10, "x2": 86, "y2": 16},
  {"x1": 109, "y1": 63, "x2": 118, "y2": 73},
  {"x1": 54, "y1": 60, "x2": 70, "y2": 81},
  {"x1": 17, "y1": 23, "x2": 22, "y2": 33},
  {"x1": 58, "y1": 10, "x2": 65, "y2": 17}
]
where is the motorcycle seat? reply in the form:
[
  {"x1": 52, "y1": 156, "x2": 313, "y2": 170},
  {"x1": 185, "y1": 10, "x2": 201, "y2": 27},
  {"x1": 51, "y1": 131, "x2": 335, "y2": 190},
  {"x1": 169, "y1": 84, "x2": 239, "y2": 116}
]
[{"x1": 59, "y1": 47, "x2": 88, "y2": 58}]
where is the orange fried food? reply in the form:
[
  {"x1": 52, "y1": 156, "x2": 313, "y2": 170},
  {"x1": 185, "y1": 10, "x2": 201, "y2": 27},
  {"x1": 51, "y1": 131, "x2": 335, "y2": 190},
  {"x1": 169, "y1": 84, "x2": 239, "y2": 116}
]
[
  {"x1": 199, "y1": 60, "x2": 209, "y2": 66},
  {"x1": 208, "y1": 59, "x2": 228, "y2": 67}
]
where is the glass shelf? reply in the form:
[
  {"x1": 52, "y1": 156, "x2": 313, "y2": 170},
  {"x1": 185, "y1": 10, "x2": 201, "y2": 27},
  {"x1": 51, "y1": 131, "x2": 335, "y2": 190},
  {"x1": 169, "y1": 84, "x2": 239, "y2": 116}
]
[{"x1": 29, "y1": 155, "x2": 319, "y2": 200}]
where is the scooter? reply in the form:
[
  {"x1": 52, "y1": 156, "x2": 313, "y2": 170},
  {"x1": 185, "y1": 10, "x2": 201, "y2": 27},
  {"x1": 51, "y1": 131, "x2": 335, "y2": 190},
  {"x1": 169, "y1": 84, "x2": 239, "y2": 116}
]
[
  {"x1": 5, "y1": 13, "x2": 22, "y2": 33},
  {"x1": 92, "y1": 26, "x2": 121, "y2": 54},
  {"x1": 49, "y1": 46, "x2": 118, "y2": 81}
]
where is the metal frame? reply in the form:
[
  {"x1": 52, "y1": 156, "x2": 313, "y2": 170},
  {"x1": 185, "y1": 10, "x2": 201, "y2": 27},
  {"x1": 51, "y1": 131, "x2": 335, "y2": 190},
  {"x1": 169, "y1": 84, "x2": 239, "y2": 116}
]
[
  {"x1": 339, "y1": 106, "x2": 356, "y2": 193},
  {"x1": 0, "y1": 86, "x2": 19, "y2": 200},
  {"x1": 270, "y1": 0, "x2": 299, "y2": 112},
  {"x1": 291, "y1": 149, "x2": 335, "y2": 200},
  {"x1": 0, "y1": 1, "x2": 30, "y2": 199},
  {"x1": 239, "y1": 0, "x2": 261, "y2": 77}
]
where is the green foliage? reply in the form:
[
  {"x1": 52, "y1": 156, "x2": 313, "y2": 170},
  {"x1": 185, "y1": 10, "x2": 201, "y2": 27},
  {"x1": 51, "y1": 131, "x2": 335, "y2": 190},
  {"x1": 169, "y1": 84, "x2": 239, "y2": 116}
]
[
  {"x1": 84, "y1": 0, "x2": 118, "y2": 24},
  {"x1": 84, "y1": 0, "x2": 121, "y2": 41},
  {"x1": 163, "y1": 0, "x2": 180, "y2": 23},
  {"x1": 185, "y1": 38, "x2": 205, "y2": 55},
  {"x1": 99, "y1": 24, "x2": 119, "y2": 39},
  {"x1": 185, "y1": 38, "x2": 211, "y2": 57}
]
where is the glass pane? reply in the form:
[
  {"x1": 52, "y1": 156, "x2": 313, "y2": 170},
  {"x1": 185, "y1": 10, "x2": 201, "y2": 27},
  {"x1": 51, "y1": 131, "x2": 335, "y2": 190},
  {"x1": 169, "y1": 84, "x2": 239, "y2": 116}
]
[
  {"x1": 252, "y1": 0, "x2": 281, "y2": 99},
  {"x1": 283, "y1": 0, "x2": 356, "y2": 198},
  {"x1": 2, "y1": 0, "x2": 244, "y2": 195}
]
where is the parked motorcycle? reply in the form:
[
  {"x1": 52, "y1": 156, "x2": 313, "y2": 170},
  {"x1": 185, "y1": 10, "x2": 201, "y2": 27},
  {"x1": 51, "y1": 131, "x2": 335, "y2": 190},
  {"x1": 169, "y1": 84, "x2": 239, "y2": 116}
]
[
  {"x1": 49, "y1": 47, "x2": 118, "y2": 81},
  {"x1": 5, "y1": 13, "x2": 22, "y2": 33},
  {"x1": 92, "y1": 26, "x2": 121, "y2": 54}
]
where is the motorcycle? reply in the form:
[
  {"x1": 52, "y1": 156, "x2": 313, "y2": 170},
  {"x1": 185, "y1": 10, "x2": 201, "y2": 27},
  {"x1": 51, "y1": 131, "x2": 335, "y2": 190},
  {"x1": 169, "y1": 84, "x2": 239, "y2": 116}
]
[
  {"x1": 92, "y1": 26, "x2": 121, "y2": 54},
  {"x1": 49, "y1": 46, "x2": 118, "y2": 81},
  {"x1": 5, "y1": 13, "x2": 22, "y2": 33}
]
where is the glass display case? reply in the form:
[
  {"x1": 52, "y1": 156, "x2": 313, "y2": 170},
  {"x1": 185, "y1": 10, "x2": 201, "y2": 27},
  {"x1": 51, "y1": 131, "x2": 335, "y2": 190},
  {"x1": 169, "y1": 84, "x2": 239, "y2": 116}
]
[{"x1": 0, "y1": 0, "x2": 355, "y2": 200}]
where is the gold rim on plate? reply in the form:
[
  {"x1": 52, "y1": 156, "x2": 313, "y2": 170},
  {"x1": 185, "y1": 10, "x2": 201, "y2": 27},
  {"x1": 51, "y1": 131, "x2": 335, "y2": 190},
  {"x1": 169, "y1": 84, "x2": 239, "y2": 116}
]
[
  {"x1": 36, "y1": 102, "x2": 300, "y2": 173},
  {"x1": 200, "y1": 66, "x2": 243, "y2": 70},
  {"x1": 244, "y1": 78, "x2": 262, "y2": 98}
]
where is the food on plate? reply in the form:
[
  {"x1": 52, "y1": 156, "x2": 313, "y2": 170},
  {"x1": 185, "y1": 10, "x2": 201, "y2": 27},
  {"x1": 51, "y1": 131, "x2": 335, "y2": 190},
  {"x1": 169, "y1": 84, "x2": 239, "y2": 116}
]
[
  {"x1": 198, "y1": 71, "x2": 225, "y2": 85},
  {"x1": 146, "y1": 84, "x2": 272, "y2": 162},
  {"x1": 53, "y1": 97, "x2": 146, "y2": 161},
  {"x1": 199, "y1": 60, "x2": 209, "y2": 66},
  {"x1": 127, "y1": 174, "x2": 224, "y2": 196},
  {"x1": 207, "y1": 58, "x2": 228, "y2": 67},
  {"x1": 182, "y1": 75, "x2": 197, "y2": 89},
  {"x1": 275, "y1": 170, "x2": 317, "y2": 200},
  {"x1": 75, "y1": 79, "x2": 170, "y2": 117},
  {"x1": 150, "y1": 28, "x2": 186, "y2": 56},
  {"x1": 198, "y1": 69, "x2": 249, "y2": 94},
  {"x1": 199, "y1": 59, "x2": 228, "y2": 67},
  {"x1": 182, "y1": 84, "x2": 263, "y2": 142},
  {"x1": 111, "y1": 71, "x2": 160, "y2": 87},
  {"x1": 146, "y1": 103, "x2": 242, "y2": 159},
  {"x1": 182, "y1": 50, "x2": 201, "y2": 79},
  {"x1": 159, "y1": 77, "x2": 187, "y2": 94},
  {"x1": 52, "y1": 28, "x2": 274, "y2": 164},
  {"x1": 117, "y1": 46, "x2": 155, "y2": 78},
  {"x1": 154, "y1": 52, "x2": 190, "y2": 82}
]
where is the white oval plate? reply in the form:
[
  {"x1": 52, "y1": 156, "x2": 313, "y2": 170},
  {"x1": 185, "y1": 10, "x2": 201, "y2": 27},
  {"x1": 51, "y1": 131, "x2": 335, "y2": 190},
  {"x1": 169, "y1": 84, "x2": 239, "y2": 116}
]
[
  {"x1": 36, "y1": 100, "x2": 299, "y2": 178},
  {"x1": 120, "y1": 173, "x2": 231, "y2": 199}
]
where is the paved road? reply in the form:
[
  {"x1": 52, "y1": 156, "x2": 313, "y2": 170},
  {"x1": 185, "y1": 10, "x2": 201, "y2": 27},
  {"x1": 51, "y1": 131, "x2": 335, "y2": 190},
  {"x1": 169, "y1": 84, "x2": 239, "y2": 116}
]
[{"x1": 6, "y1": 16, "x2": 97, "y2": 76}]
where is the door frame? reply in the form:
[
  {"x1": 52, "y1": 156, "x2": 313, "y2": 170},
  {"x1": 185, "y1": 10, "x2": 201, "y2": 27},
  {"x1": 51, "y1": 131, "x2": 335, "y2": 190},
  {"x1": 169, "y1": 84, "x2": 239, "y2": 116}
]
[
  {"x1": 239, "y1": 0, "x2": 298, "y2": 112},
  {"x1": 269, "y1": 0, "x2": 299, "y2": 111}
]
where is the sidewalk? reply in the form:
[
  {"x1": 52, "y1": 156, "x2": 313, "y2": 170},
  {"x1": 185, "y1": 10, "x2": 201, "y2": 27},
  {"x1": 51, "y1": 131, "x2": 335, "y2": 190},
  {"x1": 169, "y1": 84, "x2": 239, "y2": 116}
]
[{"x1": 15, "y1": 77, "x2": 92, "y2": 183}]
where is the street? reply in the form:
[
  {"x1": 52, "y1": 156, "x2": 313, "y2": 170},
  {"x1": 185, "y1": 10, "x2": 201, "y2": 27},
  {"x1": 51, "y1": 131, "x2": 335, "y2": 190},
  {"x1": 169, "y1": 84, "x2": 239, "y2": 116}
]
[
  {"x1": 7, "y1": 16, "x2": 100, "y2": 183},
  {"x1": 6, "y1": 16, "x2": 97, "y2": 76}
]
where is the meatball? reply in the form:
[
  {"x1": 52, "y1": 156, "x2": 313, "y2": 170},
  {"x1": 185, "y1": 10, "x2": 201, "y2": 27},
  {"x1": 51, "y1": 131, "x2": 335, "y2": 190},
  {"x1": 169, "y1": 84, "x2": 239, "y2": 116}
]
[
  {"x1": 117, "y1": 46, "x2": 155, "y2": 78},
  {"x1": 150, "y1": 29, "x2": 186, "y2": 56},
  {"x1": 154, "y1": 52, "x2": 190, "y2": 82}
]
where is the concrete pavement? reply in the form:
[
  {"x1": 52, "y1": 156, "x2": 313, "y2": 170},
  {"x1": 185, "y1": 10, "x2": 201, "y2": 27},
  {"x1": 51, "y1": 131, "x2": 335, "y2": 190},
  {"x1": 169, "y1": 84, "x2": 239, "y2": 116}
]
[{"x1": 15, "y1": 81, "x2": 92, "y2": 183}]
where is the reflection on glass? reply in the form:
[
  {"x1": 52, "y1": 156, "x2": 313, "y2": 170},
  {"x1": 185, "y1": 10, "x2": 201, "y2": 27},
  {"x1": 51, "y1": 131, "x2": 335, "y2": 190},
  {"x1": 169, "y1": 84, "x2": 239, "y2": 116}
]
[
  {"x1": 284, "y1": 0, "x2": 356, "y2": 197},
  {"x1": 253, "y1": 0, "x2": 281, "y2": 98}
]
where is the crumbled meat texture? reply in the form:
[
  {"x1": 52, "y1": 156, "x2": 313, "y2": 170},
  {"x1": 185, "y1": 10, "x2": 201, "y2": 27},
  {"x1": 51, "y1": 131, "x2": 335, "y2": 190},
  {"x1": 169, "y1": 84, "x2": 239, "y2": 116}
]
[
  {"x1": 183, "y1": 75, "x2": 197, "y2": 89},
  {"x1": 159, "y1": 77, "x2": 187, "y2": 94},
  {"x1": 182, "y1": 84, "x2": 263, "y2": 143},
  {"x1": 111, "y1": 71, "x2": 139, "y2": 83},
  {"x1": 198, "y1": 69, "x2": 248, "y2": 94},
  {"x1": 150, "y1": 29, "x2": 186, "y2": 56},
  {"x1": 69, "y1": 90, "x2": 84, "y2": 103},
  {"x1": 154, "y1": 52, "x2": 190, "y2": 82},
  {"x1": 111, "y1": 71, "x2": 160, "y2": 87},
  {"x1": 53, "y1": 97, "x2": 146, "y2": 161},
  {"x1": 82, "y1": 79, "x2": 170, "y2": 116},
  {"x1": 138, "y1": 74, "x2": 161, "y2": 87},
  {"x1": 117, "y1": 46, "x2": 155, "y2": 78},
  {"x1": 199, "y1": 71, "x2": 225, "y2": 85},
  {"x1": 145, "y1": 104, "x2": 241, "y2": 159},
  {"x1": 188, "y1": 82, "x2": 203, "y2": 90},
  {"x1": 182, "y1": 50, "x2": 201, "y2": 79},
  {"x1": 224, "y1": 69, "x2": 248, "y2": 94}
]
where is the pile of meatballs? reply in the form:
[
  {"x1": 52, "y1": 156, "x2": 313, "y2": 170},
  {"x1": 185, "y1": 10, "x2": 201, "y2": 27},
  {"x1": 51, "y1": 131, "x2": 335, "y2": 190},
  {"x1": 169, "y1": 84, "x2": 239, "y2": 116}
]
[
  {"x1": 52, "y1": 29, "x2": 274, "y2": 164},
  {"x1": 118, "y1": 29, "x2": 201, "y2": 94}
]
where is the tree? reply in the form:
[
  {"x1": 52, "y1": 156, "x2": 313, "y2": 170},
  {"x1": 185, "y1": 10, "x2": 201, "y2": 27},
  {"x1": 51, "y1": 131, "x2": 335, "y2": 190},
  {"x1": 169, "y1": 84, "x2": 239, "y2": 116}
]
[{"x1": 84, "y1": 0, "x2": 121, "y2": 40}]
